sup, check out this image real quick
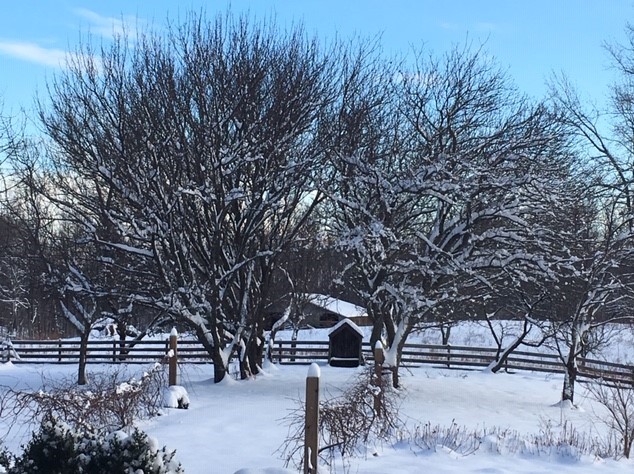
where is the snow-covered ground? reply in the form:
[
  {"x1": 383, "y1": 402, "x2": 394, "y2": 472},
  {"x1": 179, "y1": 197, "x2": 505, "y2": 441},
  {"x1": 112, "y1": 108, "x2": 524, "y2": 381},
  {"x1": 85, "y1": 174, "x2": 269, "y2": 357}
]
[
  {"x1": 143, "y1": 363, "x2": 634, "y2": 473},
  {"x1": 0, "y1": 360, "x2": 632, "y2": 473},
  {"x1": 2, "y1": 322, "x2": 634, "y2": 473}
]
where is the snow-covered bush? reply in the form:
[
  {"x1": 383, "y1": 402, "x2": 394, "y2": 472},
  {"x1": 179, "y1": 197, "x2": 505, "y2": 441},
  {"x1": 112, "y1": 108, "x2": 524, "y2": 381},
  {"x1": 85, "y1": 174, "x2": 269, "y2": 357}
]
[
  {"x1": 10, "y1": 415, "x2": 79, "y2": 473},
  {"x1": 0, "y1": 444, "x2": 12, "y2": 473},
  {"x1": 80, "y1": 428, "x2": 183, "y2": 473},
  {"x1": 14, "y1": 364, "x2": 166, "y2": 433},
  {"x1": 9, "y1": 415, "x2": 183, "y2": 473},
  {"x1": 163, "y1": 385, "x2": 189, "y2": 409}
]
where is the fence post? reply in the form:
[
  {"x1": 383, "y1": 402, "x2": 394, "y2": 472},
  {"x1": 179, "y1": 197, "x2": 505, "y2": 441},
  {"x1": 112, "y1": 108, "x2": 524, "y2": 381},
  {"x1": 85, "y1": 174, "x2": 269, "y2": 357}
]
[
  {"x1": 291, "y1": 338, "x2": 297, "y2": 363},
  {"x1": 58, "y1": 339, "x2": 62, "y2": 363},
  {"x1": 169, "y1": 328, "x2": 178, "y2": 386},
  {"x1": 446, "y1": 343, "x2": 451, "y2": 369},
  {"x1": 304, "y1": 363, "x2": 320, "y2": 474},
  {"x1": 113, "y1": 340, "x2": 117, "y2": 362},
  {"x1": 374, "y1": 341, "x2": 384, "y2": 417}
]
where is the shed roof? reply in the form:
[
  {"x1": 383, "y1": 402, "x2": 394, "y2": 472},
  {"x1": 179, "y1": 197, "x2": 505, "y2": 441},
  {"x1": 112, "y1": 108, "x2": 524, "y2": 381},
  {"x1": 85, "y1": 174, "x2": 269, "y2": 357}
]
[{"x1": 328, "y1": 318, "x2": 364, "y2": 338}]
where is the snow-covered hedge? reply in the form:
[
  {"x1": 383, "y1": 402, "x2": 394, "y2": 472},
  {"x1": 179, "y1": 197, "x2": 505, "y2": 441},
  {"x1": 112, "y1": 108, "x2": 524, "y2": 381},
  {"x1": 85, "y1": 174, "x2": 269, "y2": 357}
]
[{"x1": 4, "y1": 415, "x2": 183, "y2": 473}]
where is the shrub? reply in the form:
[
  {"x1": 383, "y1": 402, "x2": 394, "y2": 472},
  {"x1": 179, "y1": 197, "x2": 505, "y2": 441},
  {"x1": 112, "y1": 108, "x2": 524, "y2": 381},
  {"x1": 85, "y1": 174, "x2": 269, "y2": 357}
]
[
  {"x1": 13, "y1": 364, "x2": 166, "y2": 434},
  {"x1": 410, "y1": 418, "x2": 616, "y2": 460},
  {"x1": 11, "y1": 416, "x2": 81, "y2": 473},
  {"x1": 587, "y1": 380, "x2": 634, "y2": 458},
  {"x1": 81, "y1": 428, "x2": 183, "y2": 473},
  {"x1": 0, "y1": 444, "x2": 14, "y2": 473},
  {"x1": 279, "y1": 367, "x2": 402, "y2": 470},
  {"x1": 9, "y1": 415, "x2": 183, "y2": 474}
]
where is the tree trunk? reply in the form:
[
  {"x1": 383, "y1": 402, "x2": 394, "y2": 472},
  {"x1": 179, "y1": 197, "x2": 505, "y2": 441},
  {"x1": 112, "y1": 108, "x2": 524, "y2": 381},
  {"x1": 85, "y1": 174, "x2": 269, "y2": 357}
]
[
  {"x1": 117, "y1": 321, "x2": 128, "y2": 361},
  {"x1": 440, "y1": 324, "x2": 451, "y2": 345},
  {"x1": 391, "y1": 365, "x2": 400, "y2": 388},
  {"x1": 562, "y1": 326, "x2": 580, "y2": 404},
  {"x1": 194, "y1": 324, "x2": 228, "y2": 383},
  {"x1": 212, "y1": 350, "x2": 228, "y2": 383},
  {"x1": 239, "y1": 344, "x2": 251, "y2": 380},
  {"x1": 488, "y1": 337, "x2": 522, "y2": 373},
  {"x1": 266, "y1": 309, "x2": 289, "y2": 363},
  {"x1": 239, "y1": 334, "x2": 263, "y2": 379},
  {"x1": 250, "y1": 334, "x2": 263, "y2": 373},
  {"x1": 77, "y1": 331, "x2": 89, "y2": 385},
  {"x1": 562, "y1": 348, "x2": 578, "y2": 404},
  {"x1": 251, "y1": 321, "x2": 265, "y2": 373},
  {"x1": 561, "y1": 361, "x2": 577, "y2": 404},
  {"x1": 391, "y1": 335, "x2": 409, "y2": 389},
  {"x1": 488, "y1": 326, "x2": 532, "y2": 373},
  {"x1": 369, "y1": 311, "x2": 384, "y2": 353},
  {"x1": 290, "y1": 326, "x2": 299, "y2": 363}
]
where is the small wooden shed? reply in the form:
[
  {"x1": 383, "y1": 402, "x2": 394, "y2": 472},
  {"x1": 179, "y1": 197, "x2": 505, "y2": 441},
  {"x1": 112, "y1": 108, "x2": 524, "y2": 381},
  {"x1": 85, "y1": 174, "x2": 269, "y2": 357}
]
[{"x1": 328, "y1": 319, "x2": 364, "y2": 367}]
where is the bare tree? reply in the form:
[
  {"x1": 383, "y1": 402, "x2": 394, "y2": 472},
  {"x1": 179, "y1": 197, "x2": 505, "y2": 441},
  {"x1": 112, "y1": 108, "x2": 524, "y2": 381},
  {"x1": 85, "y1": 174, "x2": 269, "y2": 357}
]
[
  {"x1": 547, "y1": 24, "x2": 634, "y2": 404},
  {"x1": 0, "y1": 110, "x2": 33, "y2": 336},
  {"x1": 4, "y1": 135, "x2": 165, "y2": 383},
  {"x1": 482, "y1": 290, "x2": 552, "y2": 373},
  {"x1": 0, "y1": 256, "x2": 29, "y2": 335},
  {"x1": 327, "y1": 43, "x2": 572, "y2": 387},
  {"x1": 0, "y1": 116, "x2": 55, "y2": 341},
  {"x1": 38, "y1": 12, "x2": 340, "y2": 383},
  {"x1": 550, "y1": 200, "x2": 634, "y2": 404}
]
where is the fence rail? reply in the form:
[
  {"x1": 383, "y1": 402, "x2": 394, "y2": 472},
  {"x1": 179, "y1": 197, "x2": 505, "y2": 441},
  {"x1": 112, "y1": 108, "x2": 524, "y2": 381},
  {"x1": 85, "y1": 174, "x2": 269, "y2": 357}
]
[
  {"x1": 2, "y1": 339, "x2": 210, "y2": 364},
  {"x1": 270, "y1": 340, "x2": 634, "y2": 385},
  {"x1": 2, "y1": 338, "x2": 634, "y2": 385}
]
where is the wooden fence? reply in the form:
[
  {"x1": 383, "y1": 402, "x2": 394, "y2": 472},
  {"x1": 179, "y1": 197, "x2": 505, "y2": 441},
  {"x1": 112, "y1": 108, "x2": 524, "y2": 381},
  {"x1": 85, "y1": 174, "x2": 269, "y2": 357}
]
[
  {"x1": 1, "y1": 339, "x2": 209, "y2": 364},
  {"x1": 270, "y1": 340, "x2": 634, "y2": 385},
  {"x1": 2, "y1": 338, "x2": 634, "y2": 385}
]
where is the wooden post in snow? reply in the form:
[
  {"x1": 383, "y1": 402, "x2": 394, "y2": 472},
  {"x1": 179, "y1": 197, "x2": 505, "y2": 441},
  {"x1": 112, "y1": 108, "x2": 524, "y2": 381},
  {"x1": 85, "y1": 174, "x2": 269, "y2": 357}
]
[
  {"x1": 373, "y1": 341, "x2": 384, "y2": 417},
  {"x1": 304, "y1": 363, "x2": 320, "y2": 474},
  {"x1": 168, "y1": 328, "x2": 178, "y2": 386},
  {"x1": 446, "y1": 343, "x2": 451, "y2": 369}
]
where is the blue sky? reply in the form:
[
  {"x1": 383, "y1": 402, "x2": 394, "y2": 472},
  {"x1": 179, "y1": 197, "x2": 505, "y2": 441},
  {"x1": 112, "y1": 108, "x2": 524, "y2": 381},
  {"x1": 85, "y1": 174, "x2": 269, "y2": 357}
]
[{"x1": 0, "y1": 1, "x2": 632, "y2": 120}]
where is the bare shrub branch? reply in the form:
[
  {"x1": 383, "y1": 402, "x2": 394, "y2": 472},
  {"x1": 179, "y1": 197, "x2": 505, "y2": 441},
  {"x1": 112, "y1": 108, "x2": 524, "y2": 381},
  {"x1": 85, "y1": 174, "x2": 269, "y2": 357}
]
[
  {"x1": 278, "y1": 368, "x2": 402, "y2": 470},
  {"x1": 588, "y1": 380, "x2": 634, "y2": 458},
  {"x1": 12, "y1": 364, "x2": 166, "y2": 434},
  {"x1": 411, "y1": 418, "x2": 615, "y2": 459}
]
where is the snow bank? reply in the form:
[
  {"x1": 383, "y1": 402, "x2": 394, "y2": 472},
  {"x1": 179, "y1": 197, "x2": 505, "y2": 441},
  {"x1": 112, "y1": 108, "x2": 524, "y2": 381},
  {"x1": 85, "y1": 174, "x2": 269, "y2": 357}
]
[{"x1": 163, "y1": 385, "x2": 190, "y2": 409}]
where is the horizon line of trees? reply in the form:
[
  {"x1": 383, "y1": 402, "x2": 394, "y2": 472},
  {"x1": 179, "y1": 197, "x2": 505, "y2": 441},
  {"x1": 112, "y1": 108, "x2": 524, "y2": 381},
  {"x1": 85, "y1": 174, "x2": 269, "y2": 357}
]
[{"x1": 2, "y1": 11, "x2": 634, "y2": 403}]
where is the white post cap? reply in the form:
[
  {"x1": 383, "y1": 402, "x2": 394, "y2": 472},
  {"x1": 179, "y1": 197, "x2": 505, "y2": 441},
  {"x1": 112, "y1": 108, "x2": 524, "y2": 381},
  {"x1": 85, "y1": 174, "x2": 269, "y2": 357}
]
[{"x1": 307, "y1": 362, "x2": 321, "y2": 378}]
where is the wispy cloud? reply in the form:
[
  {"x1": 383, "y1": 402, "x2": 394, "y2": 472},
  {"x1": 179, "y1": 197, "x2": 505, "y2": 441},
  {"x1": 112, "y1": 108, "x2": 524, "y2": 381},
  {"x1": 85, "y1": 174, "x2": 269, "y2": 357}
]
[
  {"x1": 0, "y1": 9, "x2": 142, "y2": 68},
  {"x1": 0, "y1": 41, "x2": 69, "y2": 68},
  {"x1": 72, "y1": 8, "x2": 141, "y2": 39}
]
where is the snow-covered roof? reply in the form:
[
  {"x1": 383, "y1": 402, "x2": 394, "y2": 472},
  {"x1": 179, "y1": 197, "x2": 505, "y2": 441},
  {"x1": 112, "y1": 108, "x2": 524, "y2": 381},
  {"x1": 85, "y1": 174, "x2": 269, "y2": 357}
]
[
  {"x1": 328, "y1": 318, "x2": 364, "y2": 337},
  {"x1": 303, "y1": 294, "x2": 366, "y2": 318}
]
